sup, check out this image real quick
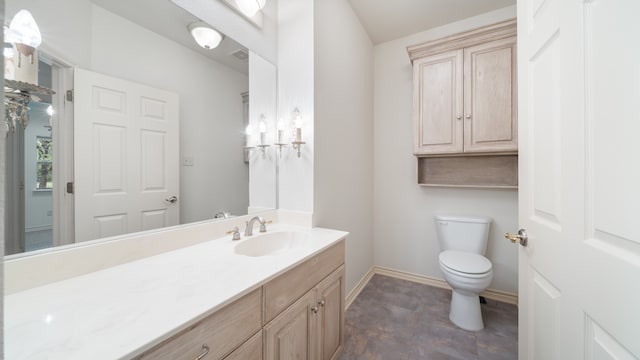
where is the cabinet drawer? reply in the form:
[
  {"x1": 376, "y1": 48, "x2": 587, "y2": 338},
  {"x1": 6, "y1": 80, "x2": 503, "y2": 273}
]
[
  {"x1": 138, "y1": 288, "x2": 262, "y2": 360},
  {"x1": 224, "y1": 330, "x2": 262, "y2": 360},
  {"x1": 264, "y1": 240, "x2": 345, "y2": 323}
]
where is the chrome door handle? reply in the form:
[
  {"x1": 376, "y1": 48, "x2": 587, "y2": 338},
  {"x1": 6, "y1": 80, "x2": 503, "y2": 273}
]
[
  {"x1": 505, "y1": 229, "x2": 528, "y2": 247},
  {"x1": 165, "y1": 195, "x2": 178, "y2": 204}
]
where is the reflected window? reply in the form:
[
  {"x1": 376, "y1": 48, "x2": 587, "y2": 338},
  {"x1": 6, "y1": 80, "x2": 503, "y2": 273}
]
[{"x1": 35, "y1": 136, "x2": 52, "y2": 190}]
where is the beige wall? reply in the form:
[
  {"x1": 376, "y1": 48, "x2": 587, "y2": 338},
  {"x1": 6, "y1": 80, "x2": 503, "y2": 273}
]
[
  {"x1": 373, "y1": 5, "x2": 520, "y2": 294},
  {"x1": 313, "y1": 0, "x2": 374, "y2": 294}
]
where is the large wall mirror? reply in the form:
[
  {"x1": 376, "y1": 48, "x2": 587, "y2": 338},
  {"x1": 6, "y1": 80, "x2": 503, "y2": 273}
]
[{"x1": 4, "y1": 0, "x2": 277, "y2": 256}]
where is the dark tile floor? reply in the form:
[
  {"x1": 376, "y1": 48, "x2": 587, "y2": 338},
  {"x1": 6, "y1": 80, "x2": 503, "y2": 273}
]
[{"x1": 339, "y1": 274, "x2": 518, "y2": 360}]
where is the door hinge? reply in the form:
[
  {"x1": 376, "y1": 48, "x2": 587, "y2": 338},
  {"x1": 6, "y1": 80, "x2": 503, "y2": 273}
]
[
  {"x1": 66, "y1": 89, "x2": 74, "y2": 102},
  {"x1": 66, "y1": 182, "x2": 74, "y2": 194}
]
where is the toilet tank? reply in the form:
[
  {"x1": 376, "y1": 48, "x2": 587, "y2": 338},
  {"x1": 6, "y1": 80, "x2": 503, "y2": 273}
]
[{"x1": 435, "y1": 215, "x2": 492, "y2": 254}]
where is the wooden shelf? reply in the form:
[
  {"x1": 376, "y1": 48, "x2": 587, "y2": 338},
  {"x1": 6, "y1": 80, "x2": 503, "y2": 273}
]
[{"x1": 417, "y1": 155, "x2": 518, "y2": 188}]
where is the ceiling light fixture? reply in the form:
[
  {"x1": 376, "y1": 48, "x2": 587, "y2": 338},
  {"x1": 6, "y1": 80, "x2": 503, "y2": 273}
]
[
  {"x1": 187, "y1": 22, "x2": 224, "y2": 50},
  {"x1": 235, "y1": 0, "x2": 267, "y2": 17}
]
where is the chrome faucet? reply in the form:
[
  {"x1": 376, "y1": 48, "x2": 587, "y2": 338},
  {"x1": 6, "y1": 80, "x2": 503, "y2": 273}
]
[{"x1": 244, "y1": 216, "x2": 267, "y2": 236}]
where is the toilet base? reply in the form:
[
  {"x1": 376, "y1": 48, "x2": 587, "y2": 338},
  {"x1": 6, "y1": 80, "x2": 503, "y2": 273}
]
[{"x1": 449, "y1": 290, "x2": 484, "y2": 331}]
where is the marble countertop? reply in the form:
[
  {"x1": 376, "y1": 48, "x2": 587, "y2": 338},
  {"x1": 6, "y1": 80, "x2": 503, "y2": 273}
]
[{"x1": 5, "y1": 224, "x2": 348, "y2": 359}]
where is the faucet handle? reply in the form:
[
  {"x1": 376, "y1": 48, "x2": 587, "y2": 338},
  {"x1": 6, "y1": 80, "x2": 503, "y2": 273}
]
[
  {"x1": 259, "y1": 220, "x2": 272, "y2": 233},
  {"x1": 226, "y1": 227, "x2": 241, "y2": 240}
]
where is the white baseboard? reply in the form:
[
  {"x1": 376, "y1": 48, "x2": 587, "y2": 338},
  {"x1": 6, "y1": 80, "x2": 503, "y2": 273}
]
[
  {"x1": 345, "y1": 267, "x2": 375, "y2": 309},
  {"x1": 345, "y1": 265, "x2": 518, "y2": 308}
]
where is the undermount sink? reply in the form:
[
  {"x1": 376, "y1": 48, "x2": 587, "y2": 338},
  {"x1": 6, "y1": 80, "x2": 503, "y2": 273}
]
[{"x1": 234, "y1": 231, "x2": 311, "y2": 257}]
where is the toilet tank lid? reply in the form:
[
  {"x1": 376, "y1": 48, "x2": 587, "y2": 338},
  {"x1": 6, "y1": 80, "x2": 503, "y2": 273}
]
[{"x1": 435, "y1": 215, "x2": 492, "y2": 224}]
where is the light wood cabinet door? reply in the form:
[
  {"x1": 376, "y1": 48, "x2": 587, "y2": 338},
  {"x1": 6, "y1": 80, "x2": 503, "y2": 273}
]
[
  {"x1": 413, "y1": 49, "x2": 464, "y2": 155},
  {"x1": 264, "y1": 290, "x2": 319, "y2": 360},
  {"x1": 463, "y1": 36, "x2": 517, "y2": 153},
  {"x1": 316, "y1": 266, "x2": 345, "y2": 360}
]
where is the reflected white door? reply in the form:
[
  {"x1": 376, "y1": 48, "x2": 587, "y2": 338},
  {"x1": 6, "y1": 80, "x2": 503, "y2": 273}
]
[
  {"x1": 518, "y1": 0, "x2": 640, "y2": 358},
  {"x1": 74, "y1": 68, "x2": 179, "y2": 242}
]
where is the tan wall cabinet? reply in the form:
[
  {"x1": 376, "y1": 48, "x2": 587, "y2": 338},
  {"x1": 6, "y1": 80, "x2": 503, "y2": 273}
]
[
  {"x1": 408, "y1": 19, "x2": 519, "y2": 188},
  {"x1": 410, "y1": 20, "x2": 517, "y2": 156}
]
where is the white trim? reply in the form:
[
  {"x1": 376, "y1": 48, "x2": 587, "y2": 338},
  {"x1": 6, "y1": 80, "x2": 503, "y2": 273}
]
[
  {"x1": 345, "y1": 266, "x2": 375, "y2": 309},
  {"x1": 345, "y1": 265, "x2": 518, "y2": 308},
  {"x1": 25, "y1": 225, "x2": 53, "y2": 233}
]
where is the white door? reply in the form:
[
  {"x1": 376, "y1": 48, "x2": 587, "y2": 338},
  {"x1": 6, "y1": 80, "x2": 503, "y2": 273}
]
[
  {"x1": 517, "y1": 0, "x2": 640, "y2": 359},
  {"x1": 74, "y1": 68, "x2": 179, "y2": 242}
]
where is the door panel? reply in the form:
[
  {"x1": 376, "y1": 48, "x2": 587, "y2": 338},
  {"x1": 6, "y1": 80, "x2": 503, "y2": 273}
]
[
  {"x1": 413, "y1": 50, "x2": 463, "y2": 154},
  {"x1": 518, "y1": 0, "x2": 640, "y2": 358},
  {"x1": 317, "y1": 266, "x2": 344, "y2": 360},
  {"x1": 74, "y1": 68, "x2": 179, "y2": 242},
  {"x1": 464, "y1": 37, "x2": 517, "y2": 152}
]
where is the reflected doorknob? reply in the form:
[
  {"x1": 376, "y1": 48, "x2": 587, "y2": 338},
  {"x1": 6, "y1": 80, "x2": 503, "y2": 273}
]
[
  {"x1": 505, "y1": 229, "x2": 528, "y2": 247},
  {"x1": 165, "y1": 195, "x2": 178, "y2": 204}
]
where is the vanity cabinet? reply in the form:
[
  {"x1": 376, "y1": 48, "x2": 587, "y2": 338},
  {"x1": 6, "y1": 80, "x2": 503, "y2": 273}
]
[
  {"x1": 136, "y1": 288, "x2": 262, "y2": 360},
  {"x1": 408, "y1": 19, "x2": 518, "y2": 187},
  {"x1": 136, "y1": 240, "x2": 345, "y2": 360},
  {"x1": 264, "y1": 266, "x2": 345, "y2": 360}
]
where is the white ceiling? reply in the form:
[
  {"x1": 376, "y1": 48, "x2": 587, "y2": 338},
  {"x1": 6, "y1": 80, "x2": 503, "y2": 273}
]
[
  {"x1": 346, "y1": 0, "x2": 516, "y2": 44},
  {"x1": 91, "y1": 0, "x2": 249, "y2": 74}
]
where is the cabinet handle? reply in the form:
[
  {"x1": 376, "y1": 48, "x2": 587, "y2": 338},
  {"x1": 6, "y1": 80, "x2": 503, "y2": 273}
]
[
  {"x1": 311, "y1": 306, "x2": 319, "y2": 314},
  {"x1": 465, "y1": 114, "x2": 471, "y2": 119},
  {"x1": 456, "y1": 115, "x2": 462, "y2": 120},
  {"x1": 195, "y1": 344, "x2": 210, "y2": 360},
  {"x1": 318, "y1": 299, "x2": 325, "y2": 307}
]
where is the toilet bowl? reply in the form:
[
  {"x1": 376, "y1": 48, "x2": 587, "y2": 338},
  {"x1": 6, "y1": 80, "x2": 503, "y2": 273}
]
[
  {"x1": 435, "y1": 215, "x2": 493, "y2": 331},
  {"x1": 439, "y1": 250, "x2": 493, "y2": 331}
]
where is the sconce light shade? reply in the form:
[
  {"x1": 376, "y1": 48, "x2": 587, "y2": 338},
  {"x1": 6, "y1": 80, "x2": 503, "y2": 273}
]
[
  {"x1": 6, "y1": 10, "x2": 42, "y2": 48},
  {"x1": 188, "y1": 22, "x2": 224, "y2": 49},
  {"x1": 235, "y1": 0, "x2": 267, "y2": 17}
]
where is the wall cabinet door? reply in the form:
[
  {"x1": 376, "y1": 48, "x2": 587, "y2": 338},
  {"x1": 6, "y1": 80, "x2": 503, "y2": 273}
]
[
  {"x1": 412, "y1": 32, "x2": 517, "y2": 156},
  {"x1": 316, "y1": 266, "x2": 345, "y2": 360},
  {"x1": 413, "y1": 49, "x2": 464, "y2": 155},
  {"x1": 463, "y1": 36, "x2": 517, "y2": 153}
]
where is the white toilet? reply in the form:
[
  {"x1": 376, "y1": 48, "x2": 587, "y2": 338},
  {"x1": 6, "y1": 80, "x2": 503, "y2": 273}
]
[{"x1": 435, "y1": 215, "x2": 493, "y2": 331}]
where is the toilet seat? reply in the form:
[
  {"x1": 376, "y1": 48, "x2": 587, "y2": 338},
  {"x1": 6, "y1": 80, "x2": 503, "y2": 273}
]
[{"x1": 439, "y1": 250, "x2": 492, "y2": 276}]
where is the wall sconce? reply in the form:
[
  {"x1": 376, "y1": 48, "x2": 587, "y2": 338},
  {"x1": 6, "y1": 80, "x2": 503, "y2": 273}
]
[
  {"x1": 256, "y1": 114, "x2": 270, "y2": 158},
  {"x1": 4, "y1": 10, "x2": 55, "y2": 133},
  {"x1": 274, "y1": 118, "x2": 288, "y2": 158},
  {"x1": 5, "y1": 9, "x2": 42, "y2": 85},
  {"x1": 245, "y1": 123, "x2": 255, "y2": 150},
  {"x1": 6, "y1": 9, "x2": 42, "y2": 61},
  {"x1": 188, "y1": 21, "x2": 224, "y2": 49},
  {"x1": 291, "y1": 108, "x2": 305, "y2": 158}
]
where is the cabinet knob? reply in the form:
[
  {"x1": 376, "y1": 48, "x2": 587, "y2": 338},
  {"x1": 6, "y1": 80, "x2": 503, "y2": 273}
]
[
  {"x1": 195, "y1": 344, "x2": 210, "y2": 360},
  {"x1": 311, "y1": 306, "x2": 319, "y2": 314},
  {"x1": 456, "y1": 115, "x2": 462, "y2": 120},
  {"x1": 465, "y1": 114, "x2": 472, "y2": 119},
  {"x1": 318, "y1": 299, "x2": 325, "y2": 307}
]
